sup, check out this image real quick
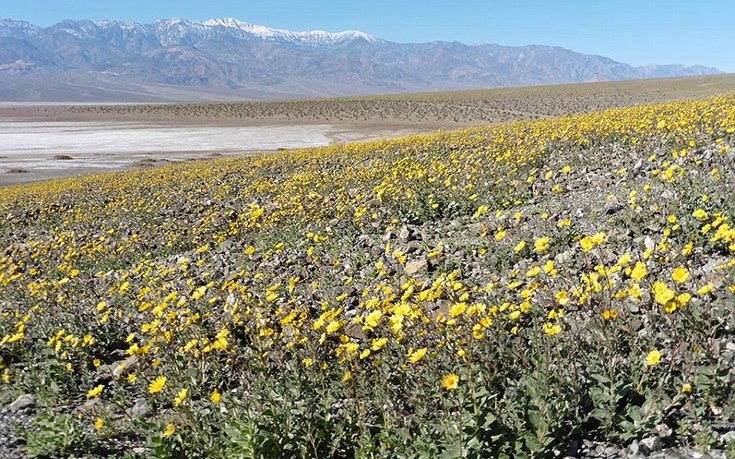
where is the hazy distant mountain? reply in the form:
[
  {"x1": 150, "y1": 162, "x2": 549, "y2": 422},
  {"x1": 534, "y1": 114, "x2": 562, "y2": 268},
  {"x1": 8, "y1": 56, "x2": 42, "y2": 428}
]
[{"x1": 0, "y1": 17, "x2": 722, "y2": 102}]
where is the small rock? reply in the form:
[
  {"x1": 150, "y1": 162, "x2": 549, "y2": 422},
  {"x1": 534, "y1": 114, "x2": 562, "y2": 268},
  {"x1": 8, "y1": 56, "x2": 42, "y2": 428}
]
[
  {"x1": 555, "y1": 249, "x2": 572, "y2": 264},
  {"x1": 405, "y1": 258, "x2": 428, "y2": 276},
  {"x1": 8, "y1": 394, "x2": 35, "y2": 412},
  {"x1": 640, "y1": 436, "x2": 662, "y2": 453},
  {"x1": 344, "y1": 323, "x2": 365, "y2": 340},
  {"x1": 629, "y1": 439, "x2": 649, "y2": 456},
  {"x1": 644, "y1": 236, "x2": 656, "y2": 251},
  {"x1": 129, "y1": 398, "x2": 150, "y2": 419},
  {"x1": 405, "y1": 241, "x2": 423, "y2": 253},
  {"x1": 80, "y1": 398, "x2": 104, "y2": 415},
  {"x1": 653, "y1": 423, "x2": 673, "y2": 438},
  {"x1": 112, "y1": 355, "x2": 140, "y2": 379},
  {"x1": 721, "y1": 431, "x2": 735, "y2": 445},
  {"x1": 398, "y1": 226, "x2": 415, "y2": 242}
]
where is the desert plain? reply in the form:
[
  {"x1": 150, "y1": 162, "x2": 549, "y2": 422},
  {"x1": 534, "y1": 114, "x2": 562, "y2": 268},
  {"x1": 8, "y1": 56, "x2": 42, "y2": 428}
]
[{"x1": 2, "y1": 73, "x2": 734, "y2": 187}]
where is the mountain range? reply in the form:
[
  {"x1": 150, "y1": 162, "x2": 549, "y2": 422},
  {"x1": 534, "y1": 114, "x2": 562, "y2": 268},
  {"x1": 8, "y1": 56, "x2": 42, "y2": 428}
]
[{"x1": 0, "y1": 17, "x2": 723, "y2": 102}]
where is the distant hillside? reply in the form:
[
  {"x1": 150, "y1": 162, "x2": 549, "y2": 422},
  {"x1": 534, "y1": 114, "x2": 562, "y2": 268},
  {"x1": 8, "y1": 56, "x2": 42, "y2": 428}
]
[{"x1": 0, "y1": 17, "x2": 722, "y2": 102}]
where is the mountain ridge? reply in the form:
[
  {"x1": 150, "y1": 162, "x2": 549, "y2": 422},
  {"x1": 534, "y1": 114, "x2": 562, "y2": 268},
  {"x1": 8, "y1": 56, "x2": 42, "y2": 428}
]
[{"x1": 0, "y1": 17, "x2": 723, "y2": 102}]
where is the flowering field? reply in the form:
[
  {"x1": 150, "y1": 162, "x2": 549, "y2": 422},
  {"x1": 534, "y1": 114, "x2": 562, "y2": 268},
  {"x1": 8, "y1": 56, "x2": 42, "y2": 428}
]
[{"x1": 1, "y1": 95, "x2": 734, "y2": 458}]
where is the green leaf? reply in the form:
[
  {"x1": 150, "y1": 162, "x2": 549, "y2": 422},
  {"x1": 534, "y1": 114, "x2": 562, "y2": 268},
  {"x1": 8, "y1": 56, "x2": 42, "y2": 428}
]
[
  {"x1": 482, "y1": 412, "x2": 497, "y2": 428},
  {"x1": 627, "y1": 405, "x2": 642, "y2": 423},
  {"x1": 591, "y1": 373, "x2": 612, "y2": 385},
  {"x1": 441, "y1": 444, "x2": 461, "y2": 459},
  {"x1": 590, "y1": 408, "x2": 609, "y2": 423},
  {"x1": 522, "y1": 431, "x2": 541, "y2": 452},
  {"x1": 527, "y1": 410, "x2": 547, "y2": 433}
]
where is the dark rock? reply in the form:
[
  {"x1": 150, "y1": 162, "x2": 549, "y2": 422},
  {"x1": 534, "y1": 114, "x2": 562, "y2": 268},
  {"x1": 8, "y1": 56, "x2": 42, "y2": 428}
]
[
  {"x1": 405, "y1": 241, "x2": 423, "y2": 253},
  {"x1": 398, "y1": 226, "x2": 415, "y2": 242}
]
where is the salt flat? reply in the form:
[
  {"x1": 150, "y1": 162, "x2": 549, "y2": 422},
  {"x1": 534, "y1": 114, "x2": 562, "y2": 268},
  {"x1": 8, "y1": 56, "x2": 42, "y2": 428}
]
[{"x1": 0, "y1": 120, "x2": 416, "y2": 186}]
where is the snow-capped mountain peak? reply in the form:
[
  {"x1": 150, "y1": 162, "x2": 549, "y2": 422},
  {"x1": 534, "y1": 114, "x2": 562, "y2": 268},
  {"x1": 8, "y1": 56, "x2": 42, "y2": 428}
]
[
  {"x1": 202, "y1": 18, "x2": 251, "y2": 29},
  {"x1": 202, "y1": 17, "x2": 380, "y2": 45},
  {"x1": 0, "y1": 18, "x2": 41, "y2": 37}
]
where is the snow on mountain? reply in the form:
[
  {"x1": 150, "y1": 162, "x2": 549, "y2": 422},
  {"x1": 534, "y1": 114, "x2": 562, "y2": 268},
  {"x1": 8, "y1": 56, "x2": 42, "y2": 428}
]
[
  {"x1": 0, "y1": 19, "x2": 41, "y2": 37},
  {"x1": 201, "y1": 17, "x2": 380, "y2": 45}
]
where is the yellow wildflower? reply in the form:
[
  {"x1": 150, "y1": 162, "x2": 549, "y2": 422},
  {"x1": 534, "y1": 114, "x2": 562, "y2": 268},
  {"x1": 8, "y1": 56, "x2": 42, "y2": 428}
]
[
  {"x1": 602, "y1": 309, "x2": 618, "y2": 320},
  {"x1": 692, "y1": 209, "x2": 708, "y2": 220},
  {"x1": 652, "y1": 282, "x2": 676, "y2": 306},
  {"x1": 580, "y1": 237, "x2": 595, "y2": 252},
  {"x1": 696, "y1": 283, "x2": 714, "y2": 295},
  {"x1": 441, "y1": 373, "x2": 459, "y2": 390},
  {"x1": 555, "y1": 290, "x2": 569, "y2": 306},
  {"x1": 534, "y1": 236, "x2": 550, "y2": 253},
  {"x1": 86, "y1": 384, "x2": 104, "y2": 399},
  {"x1": 494, "y1": 227, "x2": 506, "y2": 241},
  {"x1": 591, "y1": 232, "x2": 607, "y2": 245},
  {"x1": 645, "y1": 349, "x2": 661, "y2": 366},
  {"x1": 449, "y1": 302, "x2": 467, "y2": 317},
  {"x1": 163, "y1": 423, "x2": 176, "y2": 438},
  {"x1": 543, "y1": 260, "x2": 557, "y2": 276},
  {"x1": 408, "y1": 347, "x2": 427, "y2": 364},
  {"x1": 542, "y1": 322, "x2": 561, "y2": 335},
  {"x1": 192, "y1": 286, "x2": 207, "y2": 300},
  {"x1": 173, "y1": 388, "x2": 188, "y2": 407},
  {"x1": 618, "y1": 253, "x2": 632, "y2": 266},
  {"x1": 362, "y1": 310, "x2": 383, "y2": 331},
  {"x1": 148, "y1": 376, "x2": 167, "y2": 394},
  {"x1": 630, "y1": 262, "x2": 647, "y2": 281},
  {"x1": 371, "y1": 337, "x2": 388, "y2": 351},
  {"x1": 671, "y1": 266, "x2": 690, "y2": 284}
]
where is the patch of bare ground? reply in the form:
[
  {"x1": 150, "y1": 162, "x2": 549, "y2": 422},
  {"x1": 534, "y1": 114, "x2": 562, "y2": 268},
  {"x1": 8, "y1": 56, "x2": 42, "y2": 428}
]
[{"x1": 132, "y1": 158, "x2": 170, "y2": 167}]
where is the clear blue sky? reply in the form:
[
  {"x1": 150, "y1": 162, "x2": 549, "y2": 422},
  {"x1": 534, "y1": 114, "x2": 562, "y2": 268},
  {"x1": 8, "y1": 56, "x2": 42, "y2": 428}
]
[{"x1": 3, "y1": 0, "x2": 733, "y2": 71}]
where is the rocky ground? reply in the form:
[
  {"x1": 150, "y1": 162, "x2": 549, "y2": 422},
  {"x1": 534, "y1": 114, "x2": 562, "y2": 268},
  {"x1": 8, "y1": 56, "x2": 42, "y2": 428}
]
[{"x1": 0, "y1": 95, "x2": 733, "y2": 458}]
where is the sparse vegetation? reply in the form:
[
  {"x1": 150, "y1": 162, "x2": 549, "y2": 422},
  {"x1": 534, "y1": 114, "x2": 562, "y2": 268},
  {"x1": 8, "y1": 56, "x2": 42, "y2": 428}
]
[{"x1": 9, "y1": 74, "x2": 735, "y2": 128}]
